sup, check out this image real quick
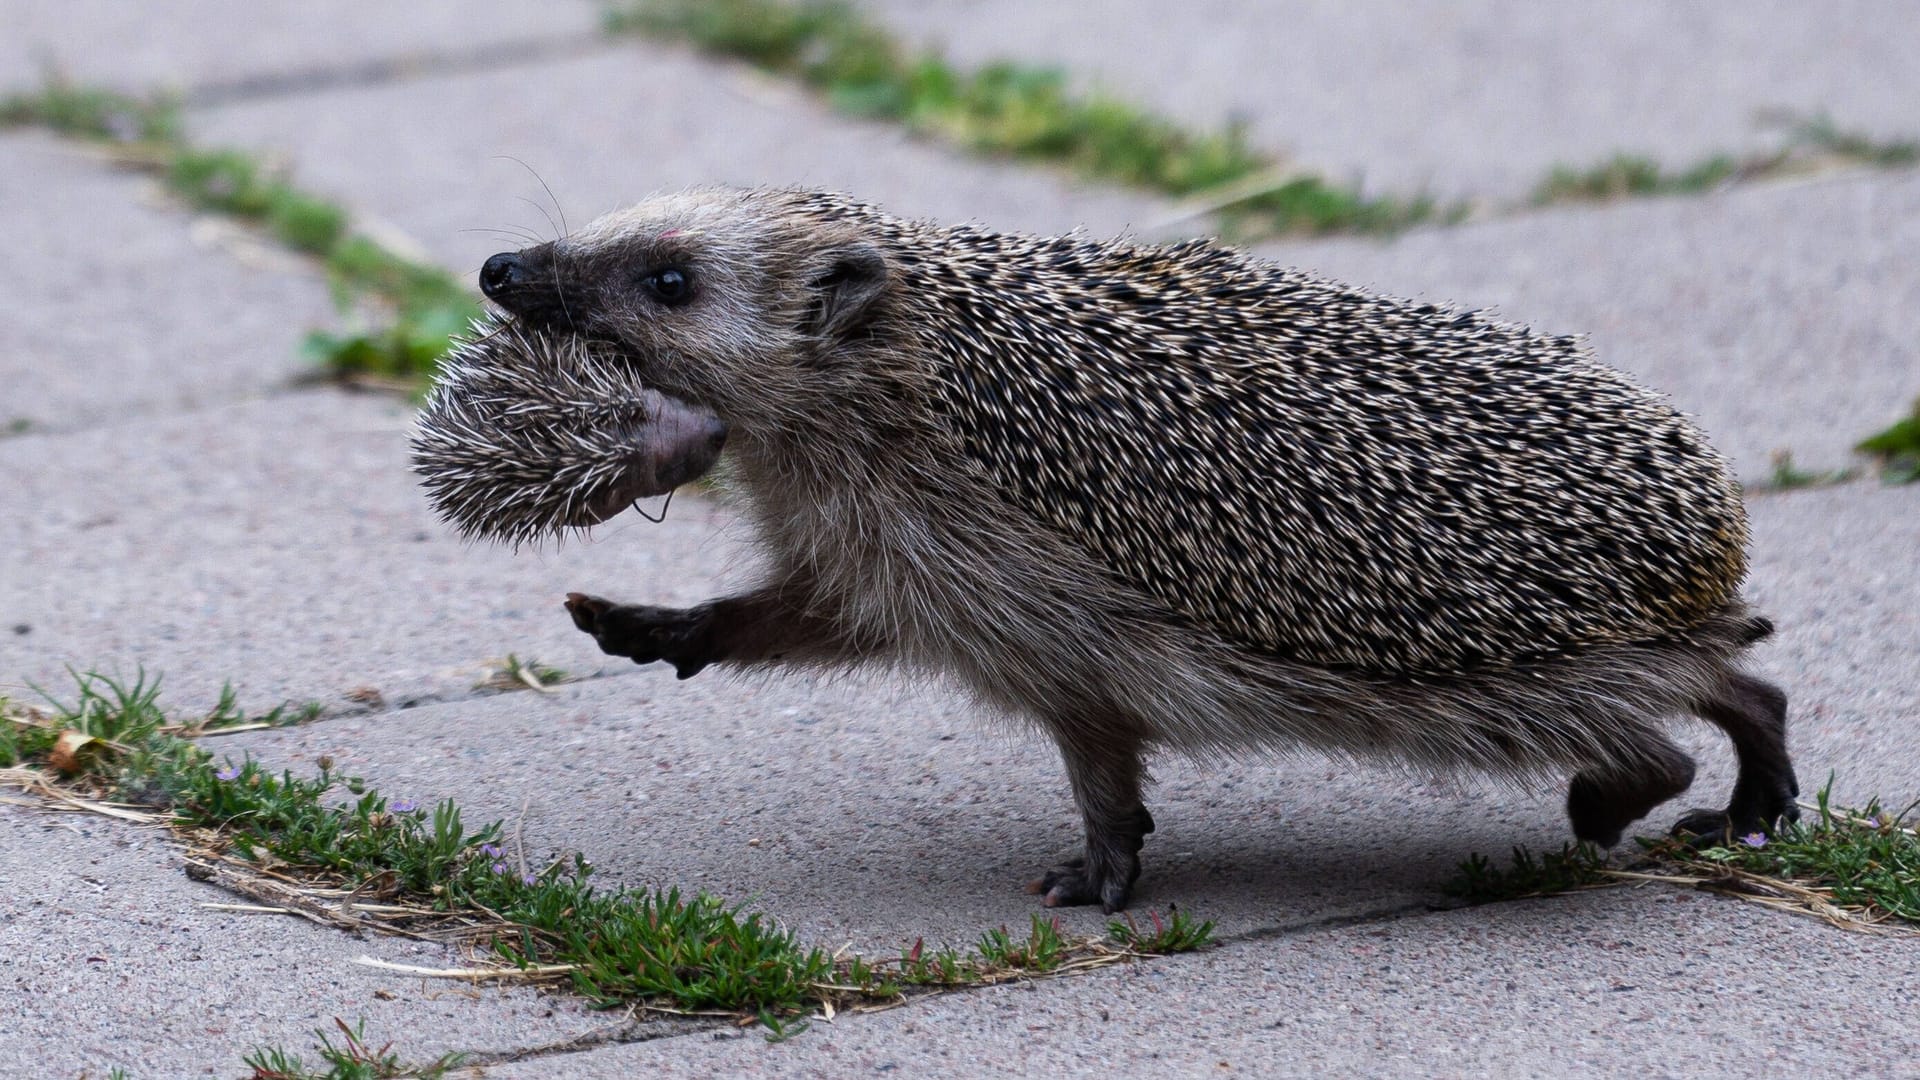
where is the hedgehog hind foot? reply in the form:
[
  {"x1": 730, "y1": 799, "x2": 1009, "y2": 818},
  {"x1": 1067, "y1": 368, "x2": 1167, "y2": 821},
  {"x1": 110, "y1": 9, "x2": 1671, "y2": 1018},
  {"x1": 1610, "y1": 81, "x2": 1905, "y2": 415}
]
[
  {"x1": 1566, "y1": 738, "x2": 1698, "y2": 849},
  {"x1": 1029, "y1": 729, "x2": 1155, "y2": 913},
  {"x1": 1669, "y1": 672, "x2": 1801, "y2": 845},
  {"x1": 1669, "y1": 801, "x2": 1801, "y2": 847},
  {"x1": 1026, "y1": 808, "x2": 1154, "y2": 914}
]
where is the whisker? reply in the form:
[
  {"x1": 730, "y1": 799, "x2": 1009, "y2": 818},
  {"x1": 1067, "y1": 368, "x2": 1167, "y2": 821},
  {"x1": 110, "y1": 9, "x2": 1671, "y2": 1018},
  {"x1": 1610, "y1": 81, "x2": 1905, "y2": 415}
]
[{"x1": 462, "y1": 225, "x2": 547, "y2": 247}]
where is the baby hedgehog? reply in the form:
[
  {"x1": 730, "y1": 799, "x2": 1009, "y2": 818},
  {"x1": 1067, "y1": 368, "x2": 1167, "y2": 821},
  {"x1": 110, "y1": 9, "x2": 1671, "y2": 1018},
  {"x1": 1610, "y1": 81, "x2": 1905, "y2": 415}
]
[{"x1": 412, "y1": 187, "x2": 1798, "y2": 913}]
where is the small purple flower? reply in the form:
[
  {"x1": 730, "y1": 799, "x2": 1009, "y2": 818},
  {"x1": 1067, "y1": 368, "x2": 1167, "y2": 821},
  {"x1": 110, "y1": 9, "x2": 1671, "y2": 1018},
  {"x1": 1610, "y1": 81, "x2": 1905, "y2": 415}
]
[
  {"x1": 521, "y1": 872, "x2": 537, "y2": 886},
  {"x1": 479, "y1": 843, "x2": 503, "y2": 858},
  {"x1": 215, "y1": 765, "x2": 240, "y2": 782},
  {"x1": 1741, "y1": 832, "x2": 1768, "y2": 849},
  {"x1": 1863, "y1": 816, "x2": 1881, "y2": 830},
  {"x1": 390, "y1": 799, "x2": 417, "y2": 813},
  {"x1": 491, "y1": 861, "x2": 509, "y2": 875}
]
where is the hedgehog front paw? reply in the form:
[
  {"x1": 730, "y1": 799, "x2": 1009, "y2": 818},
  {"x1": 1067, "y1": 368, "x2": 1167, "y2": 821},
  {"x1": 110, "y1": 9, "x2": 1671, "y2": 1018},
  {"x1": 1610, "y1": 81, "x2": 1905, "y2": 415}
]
[
  {"x1": 564, "y1": 593, "x2": 719, "y2": 679},
  {"x1": 1025, "y1": 854, "x2": 1139, "y2": 914}
]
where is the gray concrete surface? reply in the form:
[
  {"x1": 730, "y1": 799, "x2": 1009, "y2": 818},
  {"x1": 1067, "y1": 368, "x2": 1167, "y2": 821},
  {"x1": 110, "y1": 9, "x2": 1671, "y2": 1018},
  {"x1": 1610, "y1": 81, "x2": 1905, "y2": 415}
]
[
  {"x1": 500, "y1": 888, "x2": 1920, "y2": 1078},
  {"x1": 0, "y1": 804, "x2": 626, "y2": 1079},
  {"x1": 0, "y1": 131, "x2": 336, "y2": 434},
  {"x1": 2, "y1": 4, "x2": 1917, "y2": 1077},
  {"x1": 860, "y1": 0, "x2": 1920, "y2": 201},
  {"x1": 184, "y1": 42, "x2": 1172, "y2": 280},
  {"x1": 0, "y1": 0, "x2": 603, "y2": 96}
]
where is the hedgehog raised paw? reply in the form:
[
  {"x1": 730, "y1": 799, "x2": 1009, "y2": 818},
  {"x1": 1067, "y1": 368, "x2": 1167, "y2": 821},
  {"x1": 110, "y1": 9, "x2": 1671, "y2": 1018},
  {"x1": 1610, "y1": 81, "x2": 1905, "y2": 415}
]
[{"x1": 412, "y1": 187, "x2": 1799, "y2": 912}]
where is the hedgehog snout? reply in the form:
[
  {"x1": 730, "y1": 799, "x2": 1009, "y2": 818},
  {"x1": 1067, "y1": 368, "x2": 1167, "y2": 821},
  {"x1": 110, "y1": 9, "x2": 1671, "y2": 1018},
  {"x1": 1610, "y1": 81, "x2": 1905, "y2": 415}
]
[
  {"x1": 479, "y1": 246, "x2": 576, "y2": 328},
  {"x1": 479, "y1": 252, "x2": 526, "y2": 297}
]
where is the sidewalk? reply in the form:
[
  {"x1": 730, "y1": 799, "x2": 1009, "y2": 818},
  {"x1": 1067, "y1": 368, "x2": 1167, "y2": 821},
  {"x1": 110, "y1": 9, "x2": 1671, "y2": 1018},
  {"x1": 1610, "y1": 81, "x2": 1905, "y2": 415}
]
[{"x1": 4, "y1": 4, "x2": 1917, "y2": 1076}]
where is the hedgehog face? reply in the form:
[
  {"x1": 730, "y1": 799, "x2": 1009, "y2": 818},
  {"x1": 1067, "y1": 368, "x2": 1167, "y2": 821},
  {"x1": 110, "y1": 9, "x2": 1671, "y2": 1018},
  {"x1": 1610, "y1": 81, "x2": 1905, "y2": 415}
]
[{"x1": 474, "y1": 188, "x2": 895, "y2": 436}]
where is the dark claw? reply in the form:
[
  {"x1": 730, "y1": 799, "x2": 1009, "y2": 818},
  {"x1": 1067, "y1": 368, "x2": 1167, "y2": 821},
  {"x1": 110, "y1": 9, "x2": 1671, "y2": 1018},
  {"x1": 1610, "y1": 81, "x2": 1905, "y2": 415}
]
[
  {"x1": 564, "y1": 592, "x2": 611, "y2": 634},
  {"x1": 1669, "y1": 799, "x2": 1801, "y2": 848},
  {"x1": 1023, "y1": 842, "x2": 1143, "y2": 914},
  {"x1": 1026, "y1": 858, "x2": 1133, "y2": 913}
]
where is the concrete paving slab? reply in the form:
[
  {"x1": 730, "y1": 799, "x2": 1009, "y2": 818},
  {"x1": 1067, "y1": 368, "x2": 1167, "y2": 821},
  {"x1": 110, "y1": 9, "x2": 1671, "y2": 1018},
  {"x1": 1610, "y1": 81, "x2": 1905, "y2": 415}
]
[
  {"x1": 1260, "y1": 169, "x2": 1920, "y2": 480},
  {"x1": 859, "y1": 0, "x2": 1920, "y2": 201},
  {"x1": 0, "y1": 0, "x2": 601, "y2": 96},
  {"x1": 502, "y1": 886, "x2": 1920, "y2": 1078},
  {"x1": 213, "y1": 673, "x2": 1571, "y2": 956},
  {"x1": 183, "y1": 42, "x2": 1172, "y2": 278},
  {"x1": 0, "y1": 131, "x2": 337, "y2": 434},
  {"x1": 208, "y1": 482, "x2": 1920, "y2": 957},
  {"x1": 0, "y1": 802, "x2": 621, "y2": 1079},
  {"x1": 0, "y1": 389, "x2": 741, "y2": 716}
]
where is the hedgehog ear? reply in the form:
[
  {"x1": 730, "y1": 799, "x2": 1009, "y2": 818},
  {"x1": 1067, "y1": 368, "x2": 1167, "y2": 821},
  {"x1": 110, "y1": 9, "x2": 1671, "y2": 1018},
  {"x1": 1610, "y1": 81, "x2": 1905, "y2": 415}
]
[{"x1": 802, "y1": 242, "x2": 889, "y2": 340}]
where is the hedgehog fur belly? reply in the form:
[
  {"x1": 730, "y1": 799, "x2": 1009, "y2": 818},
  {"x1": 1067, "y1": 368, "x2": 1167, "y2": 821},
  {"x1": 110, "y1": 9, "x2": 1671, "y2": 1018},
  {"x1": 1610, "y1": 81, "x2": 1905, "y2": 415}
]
[{"x1": 421, "y1": 186, "x2": 1801, "y2": 913}]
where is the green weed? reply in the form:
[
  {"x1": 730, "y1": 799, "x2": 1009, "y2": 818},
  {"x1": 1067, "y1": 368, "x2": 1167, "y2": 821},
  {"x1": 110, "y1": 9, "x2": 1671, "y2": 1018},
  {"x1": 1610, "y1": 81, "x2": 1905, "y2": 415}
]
[
  {"x1": 1755, "y1": 449, "x2": 1858, "y2": 492},
  {"x1": 971, "y1": 915, "x2": 1071, "y2": 973},
  {"x1": 1536, "y1": 153, "x2": 1738, "y2": 203},
  {"x1": 1449, "y1": 779, "x2": 1920, "y2": 930},
  {"x1": 1857, "y1": 399, "x2": 1920, "y2": 483},
  {"x1": 1444, "y1": 842, "x2": 1613, "y2": 903},
  {"x1": 240, "y1": 1017, "x2": 467, "y2": 1080},
  {"x1": 1536, "y1": 114, "x2": 1920, "y2": 206},
  {"x1": 1108, "y1": 905, "x2": 1216, "y2": 953},
  {"x1": 0, "y1": 78, "x2": 179, "y2": 143},
  {"x1": 475, "y1": 654, "x2": 568, "y2": 693},
  {"x1": 1654, "y1": 782, "x2": 1920, "y2": 926},
  {"x1": 610, "y1": 0, "x2": 1448, "y2": 236}
]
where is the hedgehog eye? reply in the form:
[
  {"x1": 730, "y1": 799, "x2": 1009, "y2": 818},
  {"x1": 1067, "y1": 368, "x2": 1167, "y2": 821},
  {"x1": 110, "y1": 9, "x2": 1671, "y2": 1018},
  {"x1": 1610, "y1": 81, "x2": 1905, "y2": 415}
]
[{"x1": 641, "y1": 267, "x2": 693, "y2": 306}]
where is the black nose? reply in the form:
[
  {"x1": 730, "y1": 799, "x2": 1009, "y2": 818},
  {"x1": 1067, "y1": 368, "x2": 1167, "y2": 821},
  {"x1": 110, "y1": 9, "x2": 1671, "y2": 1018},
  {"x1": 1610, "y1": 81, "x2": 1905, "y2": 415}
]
[{"x1": 479, "y1": 252, "x2": 525, "y2": 299}]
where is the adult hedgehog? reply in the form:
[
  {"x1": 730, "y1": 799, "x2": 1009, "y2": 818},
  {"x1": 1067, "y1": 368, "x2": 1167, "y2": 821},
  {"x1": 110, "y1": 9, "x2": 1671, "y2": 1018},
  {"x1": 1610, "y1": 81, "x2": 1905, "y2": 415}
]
[{"x1": 413, "y1": 187, "x2": 1798, "y2": 912}]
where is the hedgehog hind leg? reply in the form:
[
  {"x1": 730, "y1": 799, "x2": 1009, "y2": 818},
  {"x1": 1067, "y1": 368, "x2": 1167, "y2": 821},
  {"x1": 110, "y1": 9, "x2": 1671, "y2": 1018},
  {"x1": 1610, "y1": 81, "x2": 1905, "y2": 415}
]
[
  {"x1": 1026, "y1": 727, "x2": 1154, "y2": 914},
  {"x1": 1566, "y1": 734, "x2": 1698, "y2": 848},
  {"x1": 1670, "y1": 672, "x2": 1801, "y2": 844}
]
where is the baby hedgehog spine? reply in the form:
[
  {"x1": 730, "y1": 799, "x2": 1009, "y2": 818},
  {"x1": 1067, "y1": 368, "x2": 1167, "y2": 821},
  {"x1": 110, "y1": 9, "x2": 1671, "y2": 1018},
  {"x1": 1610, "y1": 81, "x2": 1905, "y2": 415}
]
[{"x1": 439, "y1": 187, "x2": 1799, "y2": 913}]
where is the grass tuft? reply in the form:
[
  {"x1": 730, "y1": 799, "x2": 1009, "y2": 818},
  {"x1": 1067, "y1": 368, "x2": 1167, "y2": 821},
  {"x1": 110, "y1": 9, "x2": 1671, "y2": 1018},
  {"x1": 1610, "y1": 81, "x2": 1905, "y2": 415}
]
[
  {"x1": 0, "y1": 77, "x2": 179, "y2": 143},
  {"x1": 1444, "y1": 842, "x2": 1612, "y2": 903},
  {"x1": 1535, "y1": 114, "x2": 1920, "y2": 207},
  {"x1": 1647, "y1": 783, "x2": 1920, "y2": 926},
  {"x1": 609, "y1": 0, "x2": 1449, "y2": 237},
  {"x1": 1108, "y1": 905, "x2": 1217, "y2": 953},
  {"x1": 241, "y1": 1017, "x2": 467, "y2": 1080},
  {"x1": 1751, "y1": 449, "x2": 1858, "y2": 493},
  {"x1": 1449, "y1": 779, "x2": 1920, "y2": 931},
  {"x1": 2, "y1": 80, "x2": 478, "y2": 385},
  {"x1": 1856, "y1": 398, "x2": 1920, "y2": 483}
]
